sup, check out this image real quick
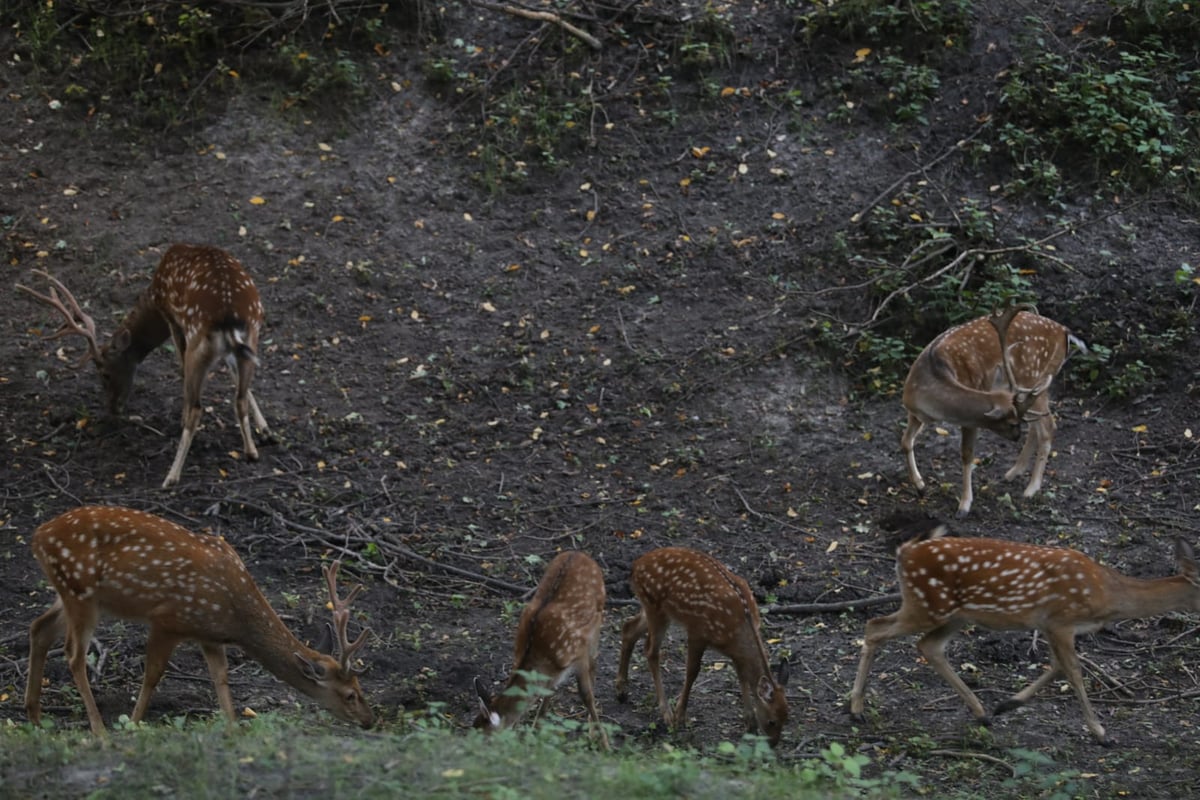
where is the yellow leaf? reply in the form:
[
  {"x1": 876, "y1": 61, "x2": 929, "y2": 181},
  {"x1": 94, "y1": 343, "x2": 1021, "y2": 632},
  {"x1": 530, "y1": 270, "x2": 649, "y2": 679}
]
[
  {"x1": 720, "y1": 86, "x2": 736, "y2": 97},
  {"x1": 691, "y1": 146, "x2": 711, "y2": 158},
  {"x1": 249, "y1": 196, "x2": 266, "y2": 205},
  {"x1": 331, "y1": 215, "x2": 344, "y2": 222},
  {"x1": 318, "y1": 142, "x2": 333, "y2": 152},
  {"x1": 1132, "y1": 424, "x2": 1148, "y2": 433},
  {"x1": 909, "y1": 212, "x2": 923, "y2": 222},
  {"x1": 241, "y1": 707, "x2": 257, "y2": 718},
  {"x1": 442, "y1": 769, "x2": 464, "y2": 779},
  {"x1": 853, "y1": 47, "x2": 871, "y2": 63}
]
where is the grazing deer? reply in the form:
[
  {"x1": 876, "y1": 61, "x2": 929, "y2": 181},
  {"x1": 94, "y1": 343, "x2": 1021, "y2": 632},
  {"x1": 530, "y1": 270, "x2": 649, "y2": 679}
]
[
  {"x1": 25, "y1": 506, "x2": 373, "y2": 735},
  {"x1": 849, "y1": 523, "x2": 1200, "y2": 745},
  {"x1": 16, "y1": 244, "x2": 270, "y2": 488},
  {"x1": 901, "y1": 304, "x2": 1084, "y2": 517},
  {"x1": 474, "y1": 551, "x2": 609, "y2": 749},
  {"x1": 616, "y1": 547, "x2": 790, "y2": 746}
]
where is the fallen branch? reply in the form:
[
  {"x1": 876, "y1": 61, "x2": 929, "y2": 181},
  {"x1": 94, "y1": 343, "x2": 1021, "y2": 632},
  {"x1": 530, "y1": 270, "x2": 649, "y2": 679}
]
[
  {"x1": 763, "y1": 592, "x2": 900, "y2": 616},
  {"x1": 469, "y1": 0, "x2": 602, "y2": 50}
]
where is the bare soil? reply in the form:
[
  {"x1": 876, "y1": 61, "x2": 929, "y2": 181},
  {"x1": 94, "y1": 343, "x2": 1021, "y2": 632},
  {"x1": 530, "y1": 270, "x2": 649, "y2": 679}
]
[{"x1": 2, "y1": 3, "x2": 1199, "y2": 797}]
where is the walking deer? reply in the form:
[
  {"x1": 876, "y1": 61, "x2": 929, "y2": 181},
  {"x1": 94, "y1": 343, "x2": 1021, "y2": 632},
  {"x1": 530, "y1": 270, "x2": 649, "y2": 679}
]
[
  {"x1": 849, "y1": 523, "x2": 1200, "y2": 744},
  {"x1": 16, "y1": 244, "x2": 270, "y2": 488},
  {"x1": 474, "y1": 551, "x2": 609, "y2": 749},
  {"x1": 25, "y1": 506, "x2": 373, "y2": 734},
  {"x1": 901, "y1": 304, "x2": 1084, "y2": 517},
  {"x1": 616, "y1": 547, "x2": 790, "y2": 746}
]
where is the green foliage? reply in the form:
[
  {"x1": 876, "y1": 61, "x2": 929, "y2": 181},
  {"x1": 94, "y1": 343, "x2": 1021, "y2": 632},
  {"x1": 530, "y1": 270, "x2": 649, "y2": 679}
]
[
  {"x1": 1001, "y1": 749, "x2": 1083, "y2": 800},
  {"x1": 829, "y1": 52, "x2": 942, "y2": 127},
  {"x1": 997, "y1": 25, "x2": 1199, "y2": 196},
  {"x1": 800, "y1": 0, "x2": 973, "y2": 52},
  {"x1": 9, "y1": 1, "x2": 411, "y2": 126},
  {"x1": 0, "y1": 715, "x2": 923, "y2": 799}
]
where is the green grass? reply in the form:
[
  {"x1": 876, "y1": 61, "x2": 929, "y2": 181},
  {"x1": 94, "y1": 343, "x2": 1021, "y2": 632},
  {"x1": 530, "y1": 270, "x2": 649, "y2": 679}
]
[{"x1": 0, "y1": 713, "x2": 918, "y2": 799}]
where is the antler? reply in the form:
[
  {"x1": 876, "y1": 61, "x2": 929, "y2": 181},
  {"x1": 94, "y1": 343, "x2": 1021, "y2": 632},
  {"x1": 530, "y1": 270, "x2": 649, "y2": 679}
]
[
  {"x1": 15, "y1": 270, "x2": 102, "y2": 366},
  {"x1": 323, "y1": 560, "x2": 369, "y2": 673},
  {"x1": 987, "y1": 303, "x2": 1049, "y2": 415}
]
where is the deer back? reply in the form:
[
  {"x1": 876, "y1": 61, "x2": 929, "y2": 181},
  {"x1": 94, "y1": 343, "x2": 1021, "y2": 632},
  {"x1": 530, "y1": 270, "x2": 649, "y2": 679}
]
[
  {"x1": 904, "y1": 310, "x2": 1072, "y2": 434},
  {"x1": 150, "y1": 243, "x2": 264, "y2": 352},
  {"x1": 478, "y1": 551, "x2": 605, "y2": 729},
  {"x1": 31, "y1": 505, "x2": 258, "y2": 636},
  {"x1": 511, "y1": 551, "x2": 605, "y2": 675},
  {"x1": 894, "y1": 533, "x2": 1200, "y2": 633}
]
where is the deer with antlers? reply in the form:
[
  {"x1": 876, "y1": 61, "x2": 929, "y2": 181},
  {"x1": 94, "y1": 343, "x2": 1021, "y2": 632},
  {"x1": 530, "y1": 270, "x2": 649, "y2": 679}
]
[
  {"x1": 25, "y1": 506, "x2": 373, "y2": 734},
  {"x1": 473, "y1": 551, "x2": 609, "y2": 748},
  {"x1": 16, "y1": 244, "x2": 270, "y2": 488},
  {"x1": 901, "y1": 304, "x2": 1084, "y2": 517},
  {"x1": 616, "y1": 547, "x2": 790, "y2": 747},
  {"x1": 849, "y1": 522, "x2": 1200, "y2": 744}
]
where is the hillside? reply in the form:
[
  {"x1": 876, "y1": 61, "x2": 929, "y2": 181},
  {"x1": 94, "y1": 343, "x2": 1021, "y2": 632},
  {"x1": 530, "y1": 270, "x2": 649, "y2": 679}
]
[{"x1": 2, "y1": 1, "x2": 1199, "y2": 796}]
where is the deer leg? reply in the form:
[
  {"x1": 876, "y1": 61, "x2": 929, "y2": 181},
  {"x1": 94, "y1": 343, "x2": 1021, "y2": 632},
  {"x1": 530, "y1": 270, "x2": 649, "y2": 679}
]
[
  {"x1": 672, "y1": 635, "x2": 708, "y2": 730},
  {"x1": 642, "y1": 613, "x2": 674, "y2": 726},
  {"x1": 247, "y1": 390, "x2": 270, "y2": 438},
  {"x1": 62, "y1": 604, "x2": 105, "y2": 735},
  {"x1": 576, "y1": 661, "x2": 610, "y2": 750},
  {"x1": 615, "y1": 609, "x2": 647, "y2": 703},
  {"x1": 916, "y1": 623, "x2": 989, "y2": 724},
  {"x1": 956, "y1": 426, "x2": 979, "y2": 518},
  {"x1": 992, "y1": 662, "x2": 1062, "y2": 717},
  {"x1": 1043, "y1": 628, "x2": 1108, "y2": 744},
  {"x1": 163, "y1": 339, "x2": 215, "y2": 488},
  {"x1": 25, "y1": 600, "x2": 67, "y2": 726},
  {"x1": 232, "y1": 353, "x2": 260, "y2": 462},
  {"x1": 849, "y1": 610, "x2": 925, "y2": 718},
  {"x1": 900, "y1": 412, "x2": 927, "y2": 492},
  {"x1": 131, "y1": 629, "x2": 183, "y2": 724},
  {"x1": 198, "y1": 643, "x2": 237, "y2": 725},
  {"x1": 1018, "y1": 412, "x2": 1055, "y2": 499}
]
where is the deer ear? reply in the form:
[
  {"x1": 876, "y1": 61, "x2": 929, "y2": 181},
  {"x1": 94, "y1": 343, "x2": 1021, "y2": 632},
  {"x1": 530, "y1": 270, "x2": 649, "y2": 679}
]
[
  {"x1": 1175, "y1": 539, "x2": 1197, "y2": 580},
  {"x1": 774, "y1": 657, "x2": 790, "y2": 688},
  {"x1": 295, "y1": 651, "x2": 328, "y2": 681},
  {"x1": 109, "y1": 328, "x2": 132, "y2": 353},
  {"x1": 315, "y1": 621, "x2": 335, "y2": 655},
  {"x1": 757, "y1": 675, "x2": 777, "y2": 703},
  {"x1": 983, "y1": 405, "x2": 1011, "y2": 421}
]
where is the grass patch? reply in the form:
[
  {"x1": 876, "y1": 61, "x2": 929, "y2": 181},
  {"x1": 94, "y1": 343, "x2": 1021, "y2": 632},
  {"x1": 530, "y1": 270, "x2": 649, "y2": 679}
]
[{"x1": 0, "y1": 713, "x2": 923, "y2": 799}]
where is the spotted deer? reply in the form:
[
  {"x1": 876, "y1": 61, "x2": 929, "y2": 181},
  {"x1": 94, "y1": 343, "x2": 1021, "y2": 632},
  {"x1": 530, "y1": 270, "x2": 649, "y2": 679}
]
[
  {"x1": 16, "y1": 244, "x2": 270, "y2": 488},
  {"x1": 901, "y1": 304, "x2": 1084, "y2": 517},
  {"x1": 849, "y1": 523, "x2": 1200, "y2": 744},
  {"x1": 616, "y1": 547, "x2": 790, "y2": 746},
  {"x1": 25, "y1": 506, "x2": 373, "y2": 735},
  {"x1": 474, "y1": 551, "x2": 609, "y2": 749}
]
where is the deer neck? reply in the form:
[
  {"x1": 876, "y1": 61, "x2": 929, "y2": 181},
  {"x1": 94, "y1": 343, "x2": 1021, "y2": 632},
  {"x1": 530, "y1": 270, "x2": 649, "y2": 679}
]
[
  {"x1": 1105, "y1": 572, "x2": 1198, "y2": 620},
  {"x1": 235, "y1": 597, "x2": 323, "y2": 696},
  {"x1": 115, "y1": 292, "x2": 172, "y2": 360}
]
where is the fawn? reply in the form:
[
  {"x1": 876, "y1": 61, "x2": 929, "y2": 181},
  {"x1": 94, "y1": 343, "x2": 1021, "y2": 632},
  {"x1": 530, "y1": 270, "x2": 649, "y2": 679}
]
[
  {"x1": 616, "y1": 546, "x2": 790, "y2": 746},
  {"x1": 849, "y1": 522, "x2": 1200, "y2": 744},
  {"x1": 474, "y1": 551, "x2": 609, "y2": 748}
]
